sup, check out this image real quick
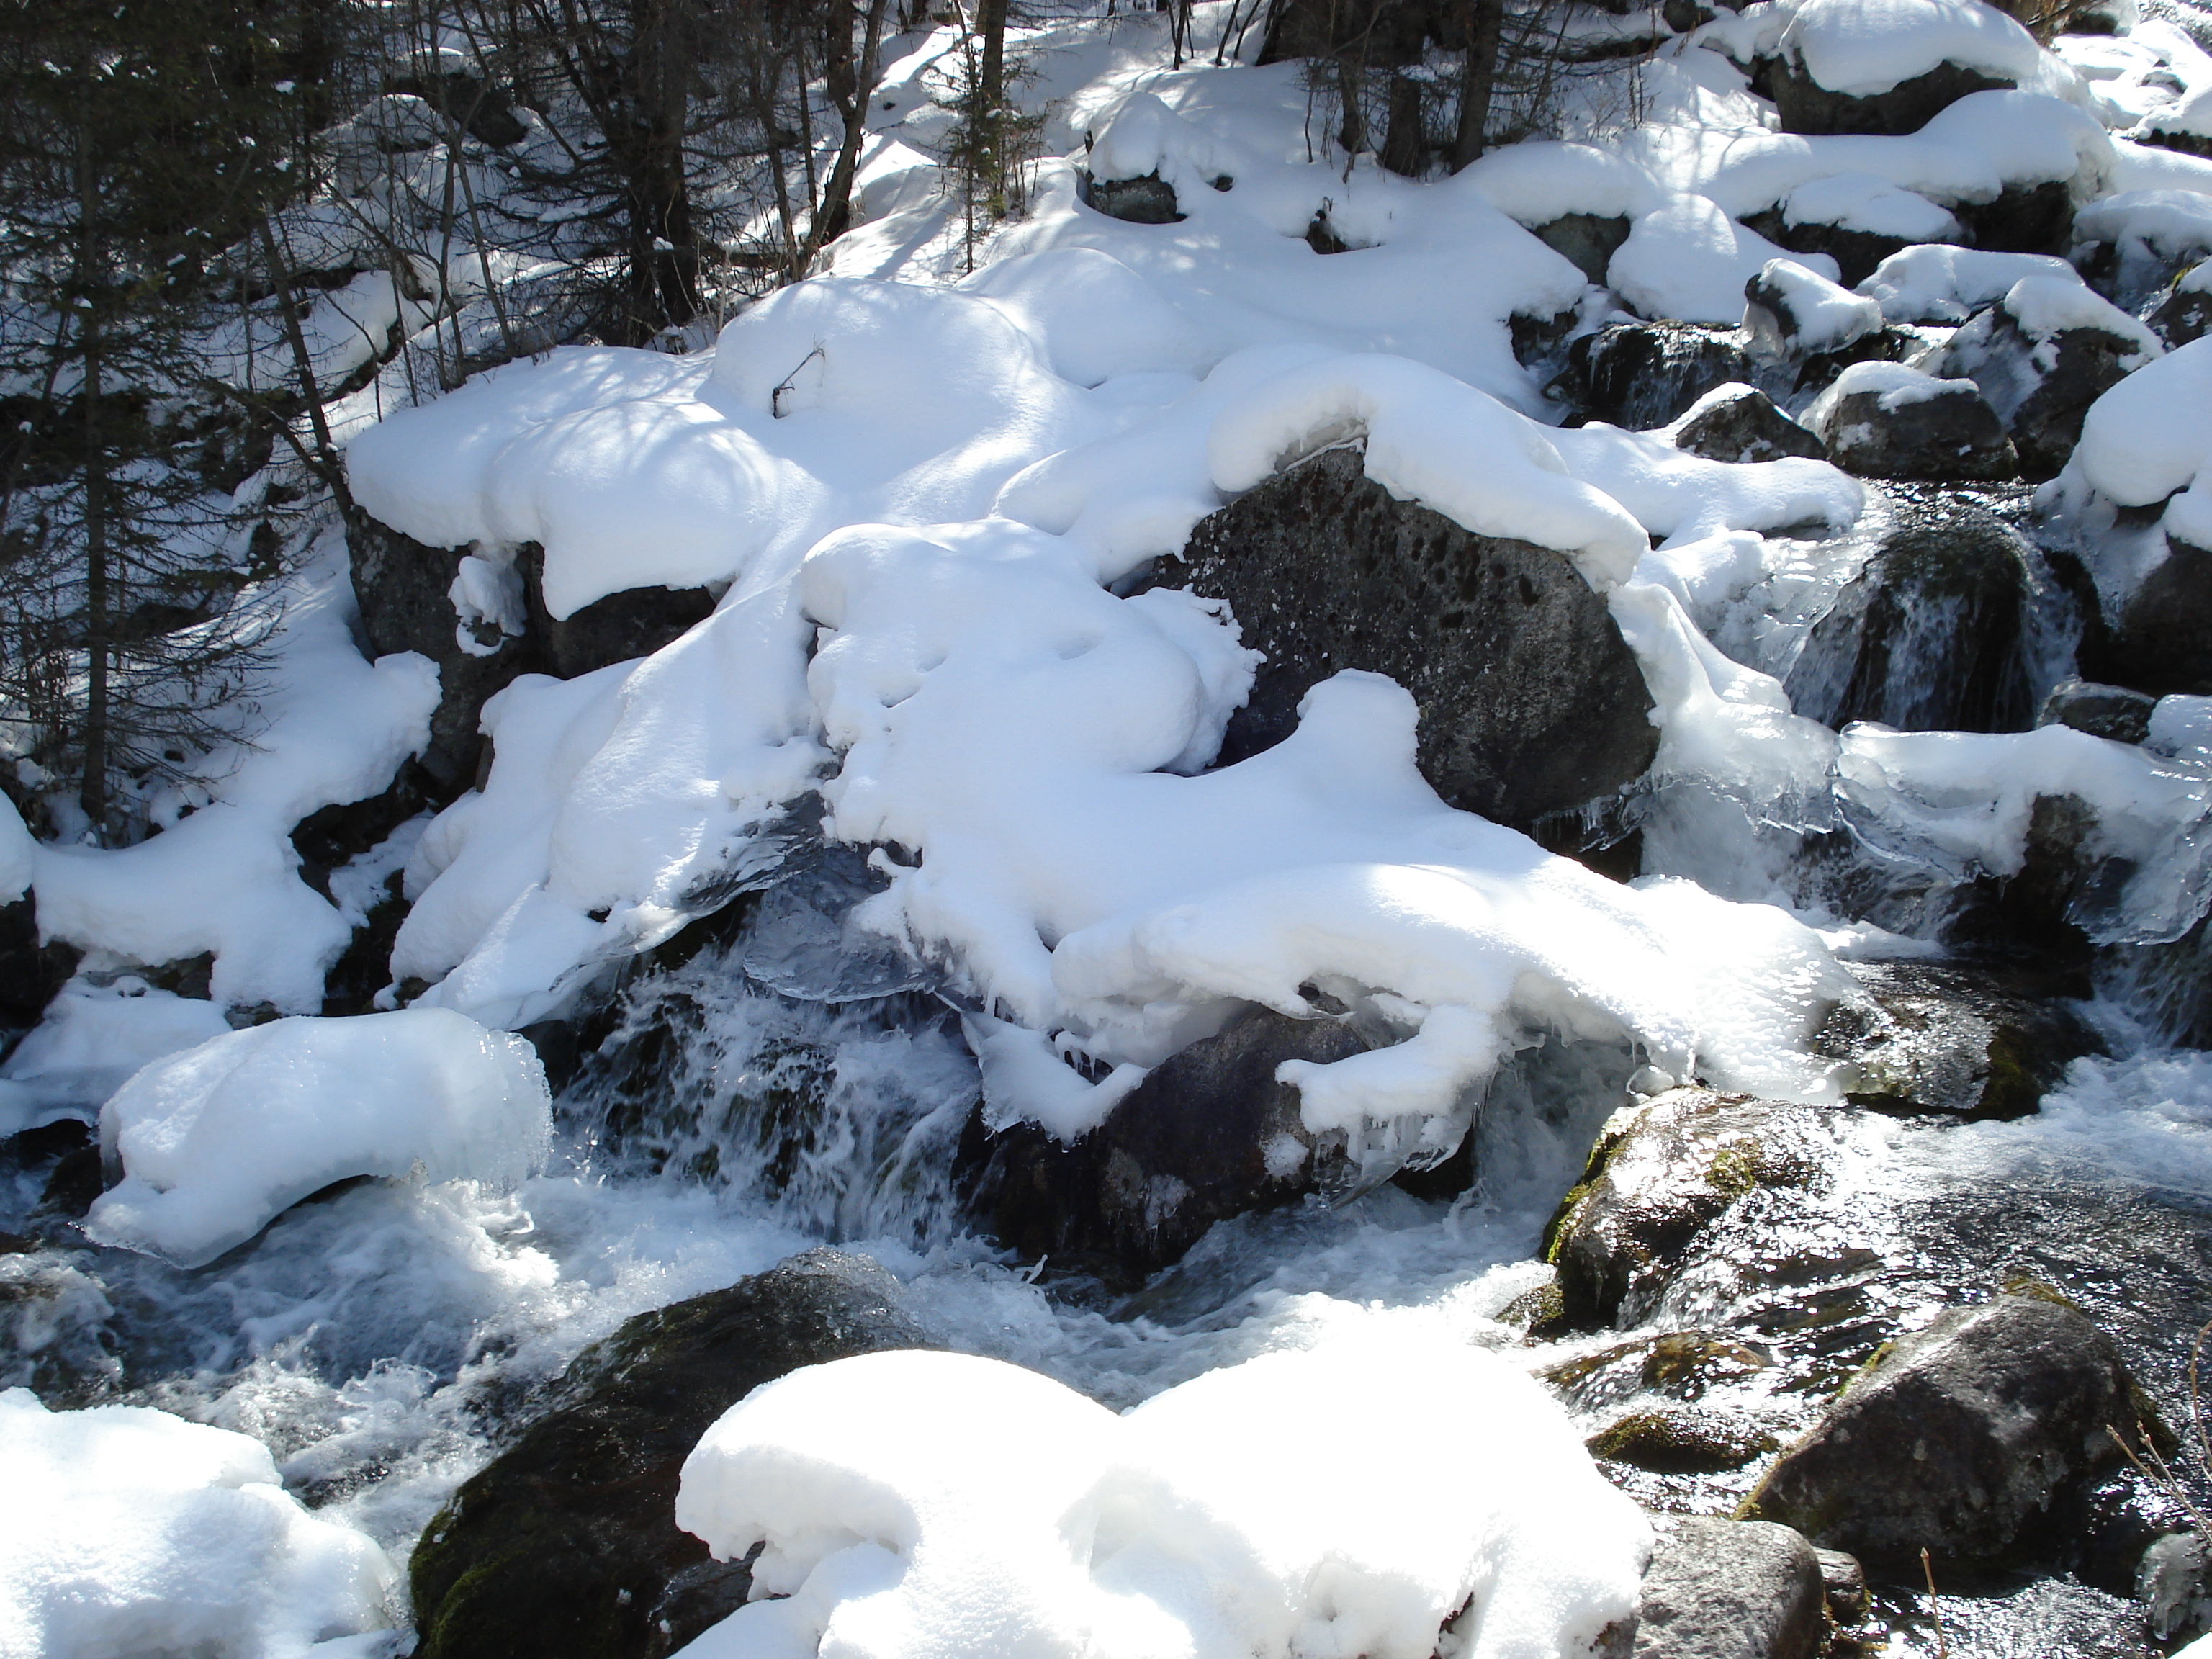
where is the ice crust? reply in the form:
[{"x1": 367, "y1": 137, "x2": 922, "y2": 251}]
[
  {"x1": 87, "y1": 1009, "x2": 552, "y2": 1268},
  {"x1": 671, "y1": 1341, "x2": 1651, "y2": 1659},
  {"x1": 0, "y1": 1388, "x2": 395, "y2": 1658}
]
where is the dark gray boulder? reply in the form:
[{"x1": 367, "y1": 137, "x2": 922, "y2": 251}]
[
  {"x1": 1165, "y1": 445, "x2": 1658, "y2": 829},
  {"x1": 2037, "y1": 678, "x2": 2159, "y2": 745},
  {"x1": 1740, "y1": 1290, "x2": 2162, "y2": 1564},
  {"x1": 408, "y1": 1249, "x2": 930, "y2": 1659},
  {"x1": 1081, "y1": 170, "x2": 1182, "y2": 223},
  {"x1": 1553, "y1": 321, "x2": 1757, "y2": 430},
  {"x1": 1941, "y1": 295, "x2": 2157, "y2": 478},
  {"x1": 1531, "y1": 212, "x2": 1632, "y2": 284},
  {"x1": 347, "y1": 512, "x2": 542, "y2": 791},
  {"x1": 1784, "y1": 492, "x2": 2041, "y2": 732},
  {"x1": 2106, "y1": 536, "x2": 2212, "y2": 696},
  {"x1": 1811, "y1": 960, "x2": 2106, "y2": 1120},
  {"x1": 1754, "y1": 54, "x2": 2014, "y2": 137},
  {"x1": 959, "y1": 1004, "x2": 1370, "y2": 1282},
  {"x1": 513, "y1": 545, "x2": 716, "y2": 680},
  {"x1": 1632, "y1": 1517, "x2": 1826, "y2": 1659},
  {"x1": 1809, "y1": 367, "x2": 2017, "y2": 481},
  {"x1": 1587, "y1": 1406, "x2": 1781, "y2": 1474},
  {"x1": 1668, "y1": 385, "x2": 1827, "y2": 464},
  {"x1": 1543, "y1": 1088, "x2": 1834, "y2": 1330}
]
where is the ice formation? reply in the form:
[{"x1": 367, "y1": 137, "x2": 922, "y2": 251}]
[
  {"x1": 672, "y1": 1339, "x2": 1650, "y2": 1659},
  {"x1": 88, "y1": 1008, "x2": 552, "y2": 1267},
  {"x1": 0, "y1": 1388, "x2": 395, "y2": 1658}
]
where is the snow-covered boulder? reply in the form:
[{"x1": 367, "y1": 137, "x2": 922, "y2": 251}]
[
  {"x1": 1743, "y1": 173, "x2": 1963, "y2": 289},
  {"x1": 1746, "y1": 0, "x2": 2052, "y2": 136},
  {"x1": 963, "y1": 1004, "x2": 1375, "y2": 1280},
  {"x1": 1855, "y1": 243, "x2": 2084, "y2": 325},
  {"x1": 2154, "y1": 261, "x2": 2212, "y2": 349},
  {"x1": 1667, "y1": 384, "x2": 1828, "y2": 464},
  {"x1": 1807, "y1": 361, "x2": 2018, "y2": 479},
  {"x1": 671, "y1": 1340, "x2": 1653, "y2": 1659},
  {"x1": 1743, "y1": 258, "x2": 1887, "y2": 359},
  {"x1": 87, "y1": 1007, "x2": 552, "y2": 1267},
  {"x1": 1939, "y1": 276, "x2": 2162, "y2": 476},
  {"x1": 0, "y1": 1388, "x2": 395, "y2": 1658},
  {"x1": 1169, "y1": 445, "x2": 1658, "y2": 830}
]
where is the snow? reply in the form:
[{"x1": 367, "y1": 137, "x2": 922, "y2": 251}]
[
  {"x1": 1808, "y1": 359, "x2": 1979, "y2": 429},
  {"x1": 1609, "y1": 196, "x2": 1837, "y2": 324},
  {"x1": 2074, "y1": 186, "x2": 2212, "y2": 260},
  {"x1": 86, "y1": 1008, "x2": 552, "y2": 1268},
  {"x1": 1771, "y1": 0, "x2": 2048, "y2": 98},
  {"x1": 0, "y1": 979, "x2": 233, "y2": 1137},
  {"x1": 1745, "y1": 257, "x2": 1885, "y2": 354},
  {"x1": 1995, "y1": 274, "x2": 2161, "y2": 358},
  {"x1": 672, "y1": 1337, "x2": 1650, "y2": 1659},
  {"x1": 0, "y1": 794, "x2": 30, "y2": 906},
  {"x1": 0, "y1": 1388, "x2": 395, "y2": 1658},
  {"x1": 26, "y1": 533, "x2": 439, "y2": 1013},
  {"x1": 2054, "y1": 333, "x2": 2212, "y2": 552},
  {"x1": 1783, "y1": 171, "x2": 1959, "y2": 241},
  {"x1": 1853, "y1": 243, "x2": 2083, "y2": 323}
]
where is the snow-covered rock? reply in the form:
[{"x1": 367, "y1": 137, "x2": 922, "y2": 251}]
[
  {"x1": 0, "y1": 1388, "x2": 395, "y2": 1658},
  {"x1": 672, "y1": 1339, "x2": 1653, "y2": 1659},
  {"x1": 1807, "y1": 360, "x2": 2018, "y2": 478},
  {"x1": 87, "y1": 1007, "x2": 551, "y2": 1267}
]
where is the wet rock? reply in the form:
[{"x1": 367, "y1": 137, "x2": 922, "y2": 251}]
[
  {"x1": 1755, "y1": 54, "x2": 2015, "y2": 137},
  {"x1": 1632, "y1": 1516, "x2": 1826, "y2": 1659},
  {"x1": 1808, "y1": 365, "x2": 2017, "y2": 481},
  {"x1": 1531, "y1": 212, "x2": 1632, "y2": 284},
  {"x1": 1165, "y1": 446, "x2": 1658, "y2": 829},
  {"x1": 1553, "y1": 321, "x2": 1756, "y2": 430},
  {"x1": 2152, "y1": 266, "x2": 2212, "y2": 348},
  {"x1": 1739, "y1": 1290, "x2": 2159, "y2": 1564},
  {"x1": 1544, "y1": 1089, "x2": 1834, "y2": 1330},
  {"x1": 1588, "y1": 1406, "x2": 1782, "y2": 1473},
  {"x1": 409, "y1": 1249, "x2": 930, "y2": 1659},
  {"x1": 1081, "y1": 170, "x2": 1182, "y2": 223},
  {"x1": 2037, "y1": 678, "x2": 2159, "y2": 745},
  {"x1": 347, "y1": 512, "x2": 543, "y2": 791},
  {"x1": 1784, "y1": 493, "x2": 2041, "y2": 732},
  {"x1": 1812, "y1": 961, "x2": 2105, "y2": 1120},
  {"x1": 961, "y1": 1004, "x2": 1371, "y2": 1282},
  {"x1": 2108, "y1": 536, "x2": 2212, "y2": 696},
  {"x1": 0, "y1": 897, "x2": 76, "y2": 1034},
  {"x1": 1954, "y1": 179, "x2": 2078, "y2": 258},
  {"x1": 513, "y1": 545, "x2": 717, "y2": 679},
  {"x1": 1940, "y1": 296, "x2": 2157, "y2": 479},
  {"x1": 1814, "y1": 1547, "x2": 1870, "y2": 1628},
  {"x1": 1668, "y1": 385, "x2": 1827, "y2": 464},
  {"x1": 2139, "y1": 1531, "x2": 2212, "y2": 1642}
]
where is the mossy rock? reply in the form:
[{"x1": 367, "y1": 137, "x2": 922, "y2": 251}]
[{"x1": 1588, "y1": 1407, "x2": 1782, "y2": 1473}]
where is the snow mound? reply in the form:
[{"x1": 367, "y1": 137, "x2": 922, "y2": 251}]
[
  {"x1": 1774, "y1": 0, "x2": 2047, "y2": 97},
  {"x1": 1746, "y1": 257, "x2": 1885, "y2": 354},
  {"x1": 0, "y1": 979, "x2": 232, "y2": 1137},
  {"x1": 1609, "y1": 197, "x2": 1835, "y2": 325},
  {"x1": 1783, "y1": 171, "x2": 1959, "y2": 241},
  {"x1": 673, "y1": 1339, "x2": 1650, "y2": 1659},
  {"x1": 2056, "y1": 333, "x2": 2212, "y2": 551},
  {"x1": 0, "y1": 1388, "x2": 394, "y2": 1658},
  {"x1": 1855, "y1": 243, "x2": 2082, "y2": 323},
  {"x1": 87, "y1": 1008, "x2": 552, "y2": 1267}
]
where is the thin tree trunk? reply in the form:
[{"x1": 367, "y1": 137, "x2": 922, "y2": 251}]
[
  {"x1": 1449, "y1": 0, "x2": 1506, "y2": 171},
  {"x1": 75, "y1": 109, "x2": 108, "y2": 832},
  {"x1": 798, "y1": 0, "x2": 894, "y2": 272}
]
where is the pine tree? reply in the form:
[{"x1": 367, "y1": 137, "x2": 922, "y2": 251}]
[{"x1": 0, "y1": 0, "x2": 302, "y2": 840}]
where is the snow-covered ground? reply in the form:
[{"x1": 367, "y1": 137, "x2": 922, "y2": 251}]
[{"x1": 11, "y1": 0, "x2": 2212, "y2": 1653}]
